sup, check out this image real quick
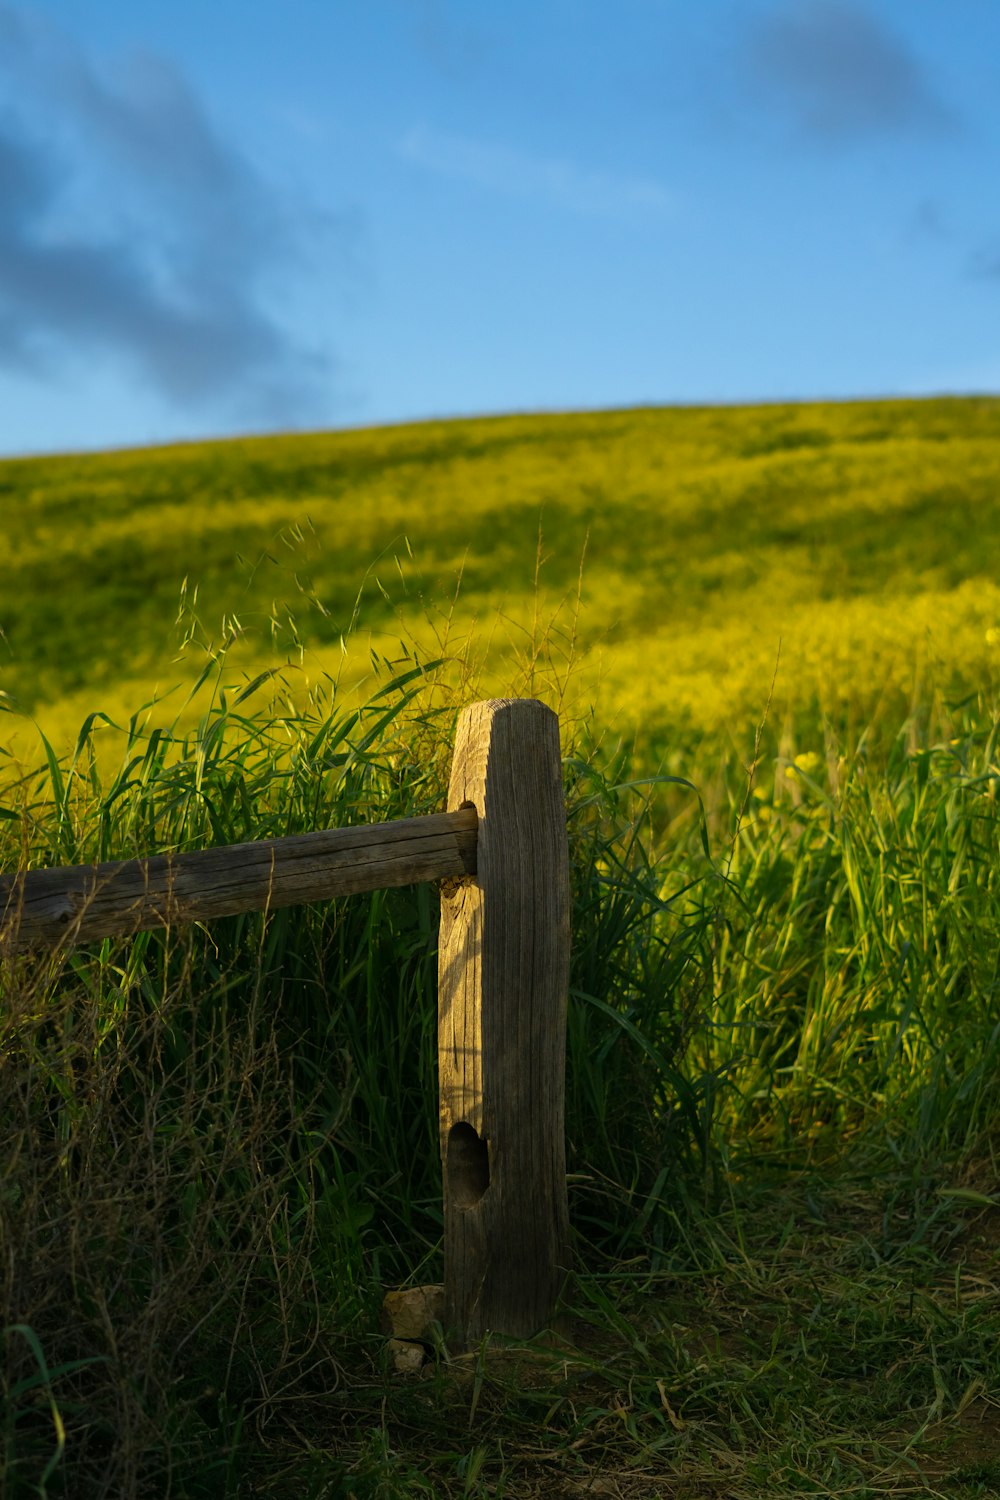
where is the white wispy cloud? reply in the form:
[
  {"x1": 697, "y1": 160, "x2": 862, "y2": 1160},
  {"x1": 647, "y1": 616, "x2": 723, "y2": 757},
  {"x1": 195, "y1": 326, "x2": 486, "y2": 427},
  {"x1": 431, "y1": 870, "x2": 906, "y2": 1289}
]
[{"x1": 399, "y1": 123, "x2": 674, "y2": 219}]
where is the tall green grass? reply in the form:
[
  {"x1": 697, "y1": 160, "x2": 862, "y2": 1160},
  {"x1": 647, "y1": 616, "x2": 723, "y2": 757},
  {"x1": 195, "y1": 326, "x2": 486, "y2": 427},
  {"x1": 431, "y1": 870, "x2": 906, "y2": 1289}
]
[
  {"x1": 3, "y1": 623, "x2": 1000, "y2": 1494},
  {"x1": 0, "y1": 644, "x2": 702, "y2": 1494}
]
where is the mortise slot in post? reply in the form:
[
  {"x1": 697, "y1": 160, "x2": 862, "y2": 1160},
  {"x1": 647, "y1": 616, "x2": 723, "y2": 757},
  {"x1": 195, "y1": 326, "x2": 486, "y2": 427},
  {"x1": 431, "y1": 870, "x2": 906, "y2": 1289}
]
[{"x1": 447, "y1": 1122, "x2": 490, "y2": 1209}]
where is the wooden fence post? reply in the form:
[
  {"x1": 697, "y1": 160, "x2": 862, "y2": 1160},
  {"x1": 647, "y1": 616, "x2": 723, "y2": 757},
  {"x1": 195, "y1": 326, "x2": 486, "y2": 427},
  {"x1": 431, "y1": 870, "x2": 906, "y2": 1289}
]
[{"x1": 437, "y1": 699, "x2": 571, "y2": 1346}]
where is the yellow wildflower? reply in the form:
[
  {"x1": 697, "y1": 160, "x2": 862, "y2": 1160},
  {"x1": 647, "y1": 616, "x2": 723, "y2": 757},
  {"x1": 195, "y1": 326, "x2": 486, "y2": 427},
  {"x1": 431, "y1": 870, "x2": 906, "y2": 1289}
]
[{"x1": 791, "y1": 751, "x2": 824, "y2": 777}]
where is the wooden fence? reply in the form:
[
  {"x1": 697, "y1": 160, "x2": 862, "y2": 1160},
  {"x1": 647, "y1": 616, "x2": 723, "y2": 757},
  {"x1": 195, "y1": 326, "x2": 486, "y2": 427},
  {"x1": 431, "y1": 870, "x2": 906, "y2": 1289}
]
[{"x1": 0, "y1": 698, "x2": 571, "y2": 1348}]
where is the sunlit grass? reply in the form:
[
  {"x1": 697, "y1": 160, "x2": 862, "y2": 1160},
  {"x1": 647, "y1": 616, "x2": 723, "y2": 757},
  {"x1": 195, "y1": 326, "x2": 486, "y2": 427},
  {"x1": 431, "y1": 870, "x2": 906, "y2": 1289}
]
[
  {"x1": 4, "y1": 646, "x2": 1000, "y2": 1495},
  {"x1": 3, "y1": 397, "x2": 1000, "y2": 1495},
  {"x1": 4, "y1": 396, "x2": 1000, "y2": 771}
]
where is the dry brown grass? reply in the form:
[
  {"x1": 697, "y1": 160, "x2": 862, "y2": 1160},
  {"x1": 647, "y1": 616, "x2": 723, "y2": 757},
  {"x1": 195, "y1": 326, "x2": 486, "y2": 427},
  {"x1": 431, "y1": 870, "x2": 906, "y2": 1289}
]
[{"x1": 1, "y1": 929, "x2": 342, "y2": 1497}]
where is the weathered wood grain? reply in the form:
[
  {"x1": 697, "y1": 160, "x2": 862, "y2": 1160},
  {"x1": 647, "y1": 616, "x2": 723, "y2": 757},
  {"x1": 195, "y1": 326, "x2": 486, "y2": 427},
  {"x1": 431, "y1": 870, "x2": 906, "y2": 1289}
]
[
  {"x1": 0, "y1": 808, "x2": 478, "y2": 950},
  {"x1": 438, "y1": 698, "x2": 572, "y2": 1345}
]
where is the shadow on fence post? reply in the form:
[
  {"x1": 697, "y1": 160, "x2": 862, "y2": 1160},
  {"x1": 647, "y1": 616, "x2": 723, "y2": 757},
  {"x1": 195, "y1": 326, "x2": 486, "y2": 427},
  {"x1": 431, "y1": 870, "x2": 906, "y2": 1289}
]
[{"x1": 437, "y1": 698, "x2": 572, "y2": 1347}]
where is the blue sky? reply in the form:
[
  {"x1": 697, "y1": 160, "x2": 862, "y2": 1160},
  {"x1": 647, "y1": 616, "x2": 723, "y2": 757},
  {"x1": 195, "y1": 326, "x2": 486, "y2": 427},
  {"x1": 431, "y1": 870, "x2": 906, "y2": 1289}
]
[{"x1": 1, "y1": 0, "x2": 998, "y2": 457}]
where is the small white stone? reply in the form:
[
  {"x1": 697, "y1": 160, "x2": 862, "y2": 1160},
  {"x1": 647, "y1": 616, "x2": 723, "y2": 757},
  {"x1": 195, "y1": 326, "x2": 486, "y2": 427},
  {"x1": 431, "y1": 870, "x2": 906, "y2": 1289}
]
[{"x1": 388, "y1": 1338, "x2": 426, "y2": 1374}]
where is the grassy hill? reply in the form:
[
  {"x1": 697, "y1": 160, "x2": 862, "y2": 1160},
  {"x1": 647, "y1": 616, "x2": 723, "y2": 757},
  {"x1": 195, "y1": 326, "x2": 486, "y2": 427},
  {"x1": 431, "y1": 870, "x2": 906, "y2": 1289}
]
[
  {"x1": 4, "y1": 396, "x2": 1000, "y2": 783},
  {"x1": 4, "y1": 398, "x2": 1000, "y2": 1497}
]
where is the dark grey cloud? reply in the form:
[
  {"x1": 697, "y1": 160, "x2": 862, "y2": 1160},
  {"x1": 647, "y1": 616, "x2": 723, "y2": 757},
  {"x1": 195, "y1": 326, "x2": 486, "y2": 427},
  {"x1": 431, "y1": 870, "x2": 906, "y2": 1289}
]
[
  {"x1": 969, "y1": 241, "x2": 1000, "y2": 280},
  {"x1": 745, "y1": 1, "x2": 957, "y2": 142},
  {"x1": 398, "y1": 0, "x2": 497, "y2": 82},
  {"x1": 907, "y1": 199, "x2": 949, "y2": 242},
  {"x1": 0, "y1": 4, "x2": 334, "y2": 422}
]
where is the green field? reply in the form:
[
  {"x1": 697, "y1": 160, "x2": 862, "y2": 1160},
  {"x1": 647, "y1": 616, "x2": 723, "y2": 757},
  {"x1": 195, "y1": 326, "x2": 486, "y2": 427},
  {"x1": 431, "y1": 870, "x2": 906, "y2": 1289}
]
[
  {"x1": 3, "y1": 398, "x2": 1000, "y2": 1497},
  {"x1": 5, "y1": 396, "x2": 1000, "y2": 779}
]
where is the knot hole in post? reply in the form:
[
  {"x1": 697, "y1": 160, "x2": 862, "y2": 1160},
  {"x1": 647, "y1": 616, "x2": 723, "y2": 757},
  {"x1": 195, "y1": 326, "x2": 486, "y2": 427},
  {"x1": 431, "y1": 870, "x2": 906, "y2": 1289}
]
[{"x1": 447, "y1": 1122, "x2": 490, "y2": 1209}]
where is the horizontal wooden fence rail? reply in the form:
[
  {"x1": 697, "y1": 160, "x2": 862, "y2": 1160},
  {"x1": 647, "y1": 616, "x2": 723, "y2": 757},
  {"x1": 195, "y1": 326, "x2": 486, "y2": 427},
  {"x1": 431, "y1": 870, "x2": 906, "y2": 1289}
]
[
  {"x1": 0, "y1": 698, "x2": 572, "y2": 1349},
  {"x1": 0, "y1": 808, "x2": 479, "y2": 950}
]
